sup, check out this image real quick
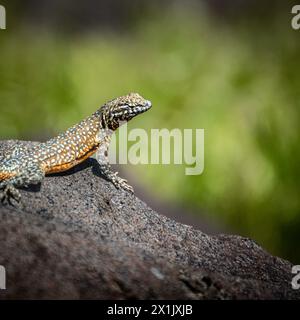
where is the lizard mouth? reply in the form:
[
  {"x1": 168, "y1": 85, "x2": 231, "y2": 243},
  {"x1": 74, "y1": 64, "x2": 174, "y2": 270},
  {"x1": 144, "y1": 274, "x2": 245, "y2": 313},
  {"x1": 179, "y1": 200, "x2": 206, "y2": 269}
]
[
  {"x1": 144, "y1": 100, "x2": 152, "y2": 109},
  {"x1": 132, "y1": 100, "x2": 152, "y2": 115}
]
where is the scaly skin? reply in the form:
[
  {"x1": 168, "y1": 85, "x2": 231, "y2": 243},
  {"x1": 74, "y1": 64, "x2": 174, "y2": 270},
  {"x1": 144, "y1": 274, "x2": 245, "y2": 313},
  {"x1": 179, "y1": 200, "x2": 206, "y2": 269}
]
[{"x1": 0, "y1": 93, "x2": 152, "y2": 204}]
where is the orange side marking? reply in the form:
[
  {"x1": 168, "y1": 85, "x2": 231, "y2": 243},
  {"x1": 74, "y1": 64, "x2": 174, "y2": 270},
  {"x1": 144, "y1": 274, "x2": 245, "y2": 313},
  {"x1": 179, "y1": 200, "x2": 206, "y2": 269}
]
[
  {"x1": 0, "y1": 172, "x2": 16, "y2": 181},
  {"x1": 44, "y1": 144, "x2": 99, "y2": 174}
]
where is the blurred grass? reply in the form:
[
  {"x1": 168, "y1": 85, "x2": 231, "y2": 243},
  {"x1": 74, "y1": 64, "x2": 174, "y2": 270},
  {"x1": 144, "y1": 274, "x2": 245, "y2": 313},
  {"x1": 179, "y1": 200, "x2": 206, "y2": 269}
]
[{"x1": 0, "y1": 8, "x2": 300, "y2": 262}]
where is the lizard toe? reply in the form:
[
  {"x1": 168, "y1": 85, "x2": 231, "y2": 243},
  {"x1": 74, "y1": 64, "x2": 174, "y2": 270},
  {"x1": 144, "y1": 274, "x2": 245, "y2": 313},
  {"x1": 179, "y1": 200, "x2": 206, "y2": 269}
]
[{"x1": 0, "y1": 185, "x2": 21, "y2": 205}]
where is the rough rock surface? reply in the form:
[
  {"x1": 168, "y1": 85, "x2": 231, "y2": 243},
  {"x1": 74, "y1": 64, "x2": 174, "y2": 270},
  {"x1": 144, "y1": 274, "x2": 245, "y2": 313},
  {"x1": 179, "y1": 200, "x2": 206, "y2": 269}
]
[{"x1": 0, "y1": 140, "x2": 299, "y2": 299}]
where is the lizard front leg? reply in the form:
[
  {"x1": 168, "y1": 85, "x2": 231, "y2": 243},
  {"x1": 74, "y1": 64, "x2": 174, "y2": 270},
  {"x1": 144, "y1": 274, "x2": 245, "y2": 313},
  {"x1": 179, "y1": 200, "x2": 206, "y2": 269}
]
[
  {"x1": 0, "y1": 182, "x2": 21, "y2": 204},
  {"x1": 95, "y1": 136, "x2": 134, "y2": 193},
  {"x1": 0, "y1": 163, "x2": 45, "y2": 204}
]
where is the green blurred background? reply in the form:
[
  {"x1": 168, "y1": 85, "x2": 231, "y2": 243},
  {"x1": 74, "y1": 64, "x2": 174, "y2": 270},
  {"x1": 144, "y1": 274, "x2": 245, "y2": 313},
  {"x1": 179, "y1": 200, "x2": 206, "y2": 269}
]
[{"x1": 0, "y1": 0, "x2": 299, "y2": 263}]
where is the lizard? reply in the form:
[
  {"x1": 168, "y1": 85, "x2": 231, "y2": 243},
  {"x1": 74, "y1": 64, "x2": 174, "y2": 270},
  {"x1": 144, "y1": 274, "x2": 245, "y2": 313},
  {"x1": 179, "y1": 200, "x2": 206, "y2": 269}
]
[{"x1": 0, "y1": 93, "x2": 152, "y2": 204}]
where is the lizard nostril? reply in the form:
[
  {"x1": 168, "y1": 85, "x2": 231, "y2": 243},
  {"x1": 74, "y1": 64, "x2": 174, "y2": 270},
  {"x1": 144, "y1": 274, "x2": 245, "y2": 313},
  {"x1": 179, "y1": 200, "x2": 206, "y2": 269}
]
[{"x1": 145, "y1": 100, "x2": 152, "y2": 108}]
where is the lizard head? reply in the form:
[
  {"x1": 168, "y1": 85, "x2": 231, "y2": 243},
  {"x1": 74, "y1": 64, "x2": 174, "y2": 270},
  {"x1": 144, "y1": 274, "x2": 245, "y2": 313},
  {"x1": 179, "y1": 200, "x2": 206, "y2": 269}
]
[{"x1": 101, "y1": 93, "x2": 152, "y2": 130}]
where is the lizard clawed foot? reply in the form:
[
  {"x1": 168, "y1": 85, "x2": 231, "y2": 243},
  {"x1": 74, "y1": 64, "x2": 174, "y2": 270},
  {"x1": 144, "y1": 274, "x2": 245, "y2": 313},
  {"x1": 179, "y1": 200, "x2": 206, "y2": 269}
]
[
  {"x1": 111, "y1": 172, "x2": 134, "y2": 193},
  {"x1": 0, "y1": 184, "x2": 21, "y2": 205}
]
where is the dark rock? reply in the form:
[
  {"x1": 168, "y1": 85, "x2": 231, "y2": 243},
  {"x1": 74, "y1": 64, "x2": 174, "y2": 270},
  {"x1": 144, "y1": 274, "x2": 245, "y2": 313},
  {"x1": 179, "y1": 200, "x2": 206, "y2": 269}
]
[{"x1": 0, "y1": 140, "x2": 299, "y2": 299}]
